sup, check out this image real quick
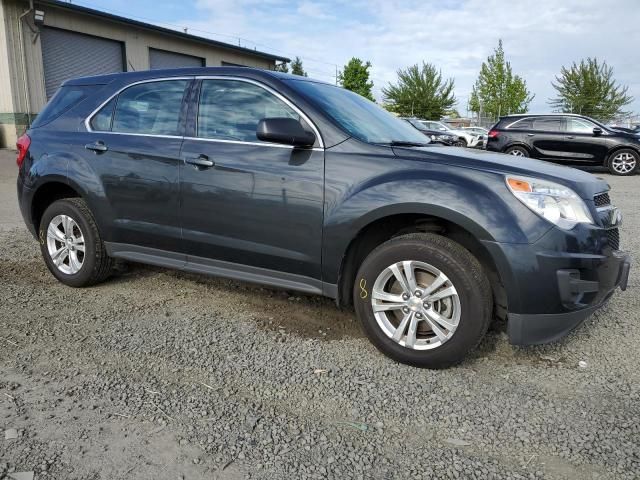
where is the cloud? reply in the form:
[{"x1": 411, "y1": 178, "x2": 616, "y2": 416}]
[{"x1": 178, "y1": 0, "x2": 640, "y2": 116}]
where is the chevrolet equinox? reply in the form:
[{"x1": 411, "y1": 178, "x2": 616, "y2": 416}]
[{"x1": 16, "y1": 68, "x2": 631, "y2": 368}]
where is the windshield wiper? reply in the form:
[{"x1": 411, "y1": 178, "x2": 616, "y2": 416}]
[{"x1": 379, "y1": 140, "x2": 430, "y2": 147}]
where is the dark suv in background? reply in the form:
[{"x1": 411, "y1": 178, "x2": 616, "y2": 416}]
[
  {"x1": 16, "y1": 68, "x2": 630, "y2": 368},
  {"x1": 486, "y1": 114, "x2": 640, "y2": 176}
]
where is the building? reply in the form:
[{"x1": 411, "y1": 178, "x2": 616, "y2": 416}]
[{"x1": 0, "y1": 0, "x2": 289, "y2": 147}]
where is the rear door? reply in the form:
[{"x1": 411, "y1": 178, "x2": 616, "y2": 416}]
[
  {"x1": 562, "y1": 117, "x2": 611, "y2": 164},
  {"x1": 78, "y1": 78, "x2": 192, "y2": 252},
  {"x1": 179, "y1": 77, "x2": 325, "y2": 282},
  {"x1": 529, "y1": 117, "x2": 567, "y2": 160}
]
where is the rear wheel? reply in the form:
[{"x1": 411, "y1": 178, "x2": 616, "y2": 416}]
[
  {"x1": 607, "y1": 149, "x2": 638, "y2": 176},
  {"x1": 39, "y1": 198, "x2": 113, "y2": 287},
  {"x1": 505, "y1": 146, "x2": 529, "y2": 157},
  {"x1": 353, "y1": 233, "x2": 492, "y2": 369}
]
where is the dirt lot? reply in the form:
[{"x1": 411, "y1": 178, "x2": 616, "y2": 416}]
[{"x1": 1, "y1": 149, "x2": 638, "y2": 480}]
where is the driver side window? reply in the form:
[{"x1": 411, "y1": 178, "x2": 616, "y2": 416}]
[
  {"x1": 566, "y1": 118, "x2": 597, "y2": 134},
  {"x1": 197, "y1": 79, "x2": 300, "y2": 142}
]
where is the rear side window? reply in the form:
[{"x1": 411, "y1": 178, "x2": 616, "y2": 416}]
[
  {"x1": 90, "y1": 97, "x2": 116, "y2": 131},
  {"x1": 31, "y1": 85, "x2": 92, "y2": 128},
  {"x1": 197, "y1": 79, "x2": 300, "y2": 142},
  {"x1": 98, "y1": 80, "x2": 189, "y2": 136},
  {"x1": 506, "y1": 118, "x2": 533, "y2": 129},
  {"x1": 532, "y1": 118, "x2": 562, "y2": 132}
]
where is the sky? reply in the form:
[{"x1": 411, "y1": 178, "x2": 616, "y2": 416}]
[{"x1": 78, "y1": 0, "x2": 640, "y2": 116}]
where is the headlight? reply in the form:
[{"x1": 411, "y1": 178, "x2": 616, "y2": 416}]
[{"x1": 506, "y1": 176, "x2": 594, "y2": 230}]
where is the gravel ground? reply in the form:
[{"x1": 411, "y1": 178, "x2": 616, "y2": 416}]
[{"x1": 1, "y1": 150, "x2": 639, "y2": 480}]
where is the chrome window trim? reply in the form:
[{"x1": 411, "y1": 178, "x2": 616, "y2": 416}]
[
  {"x1": 84, "y1": 75, "x2": 325, "y2": 149},
  {"x1": 84, "y1": 76, "x2": 193, "y2": 134},
  {"x1": 182, "y1": 136, "x2": 324, "y2": 151},
  {"x1": 505, "y1": 117, "x2": 533, "y2": 129},
  {"x1": 194, "y1": 75, "x2": 324, "y2": 148}
]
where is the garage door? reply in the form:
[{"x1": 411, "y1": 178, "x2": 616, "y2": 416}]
[
  {"x1": 41, "y1": 27, "x2": 124, "y2": 100},
  {"x1": 149, "y1": 48, "x2": 204, "y2": 69}
]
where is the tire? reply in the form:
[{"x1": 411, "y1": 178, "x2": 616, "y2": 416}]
[
  {"x1": 456, "y1": 138, "x2": 467, "y2": 147},
  {"x1": 504, "y1": 146, "x2": 529, "y2": 157},
  {"x1": 353, "y1": 233, "x2": 492, "y2": 369},
  {"x1": 607, "y1": 149, "x2": 639, "y2": 176},
  {"x1": 38, "y1": 198, "x2": 113, "y2": 287}
]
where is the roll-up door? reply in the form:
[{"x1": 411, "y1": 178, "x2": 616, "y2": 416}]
[
  {"x1": 41, "y1": 27, "x2": 124, "y2": 100},
  {"x1": 149, "y1": 48, "x2": 204, "y2": 69}
]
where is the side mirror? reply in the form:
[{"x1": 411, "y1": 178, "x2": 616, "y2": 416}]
[
  {"x1": 593, "y1": 127, "x2": 603, "y2": 136},
  {"x1": 256, "y1": 118, "x2": 316, "y2": 147}
]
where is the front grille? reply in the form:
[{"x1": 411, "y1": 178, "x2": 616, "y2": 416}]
[
  {"x1": 594, "y1": 192, "x2": 611, "y2": 207},
  {"x1": 607, "y1": 228, "x2": 620, "y2": 250}
]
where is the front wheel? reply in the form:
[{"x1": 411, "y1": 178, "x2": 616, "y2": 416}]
[
  {"x1": 353, "y1": 233, "x2": 492, "y2": 369},
  {"x1": 607, "y1": 149, "x2": 638, "y2": 176}
]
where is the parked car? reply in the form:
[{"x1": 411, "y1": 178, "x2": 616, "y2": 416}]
[
  {"x1": 486, "y1": 114, "x2": 640, "y2": 176},
  {"x1": 402, "y1": 117, "x2": 457, "y2": 145},
  {"x1": 421, "y1": 120, "x2": 481, "y2": 148},
  {"x1": 16, "y1": 68, "x2": 630, "y2": 368},
  {"x1": 462, "y1": 126, "x2": 489, "y2": 136},
  {"x1": 608, "y1": 125, "x2": 640, "y2": 135},
  {"x1": 461, "y1": 126, "x2": 488, "y2": 148}
]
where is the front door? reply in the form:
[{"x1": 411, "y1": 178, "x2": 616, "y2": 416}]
[
  {"x1": 179, "y1": 78, "x2": 325, "y2": 282},
  {"x1": 562, "y1": 117, "x2": 611, "y2": 164},
  {"x1": 77, "y1": 78, "x2": 191, "y2": 251}
]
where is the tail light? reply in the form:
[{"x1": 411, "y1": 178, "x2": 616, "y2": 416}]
[
  {"x1": 16, "y1": 133, "x2": 31, "y2": 168},
  {"x1": 487, "y1": 129, "x2": 499, "y2": 139}
]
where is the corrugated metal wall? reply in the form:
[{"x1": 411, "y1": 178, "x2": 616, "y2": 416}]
[
  {"x1": 41, "y1": 27, "x2": 124, "y2": 99},
  {"x1": 149, "y1": 48, "x2": 204, "y2": 70}
]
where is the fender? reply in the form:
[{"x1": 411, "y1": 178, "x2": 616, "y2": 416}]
[
  {"x1": 321, "y1": 163, "x2": 553, "y2": 285},
  {"x1": 26, "y1": 144, "x2": 115, "y2": 241}
]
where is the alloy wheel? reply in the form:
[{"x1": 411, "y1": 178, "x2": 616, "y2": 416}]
[
  {"x1": 509, "y1": 149, "x2": 526, "y2": 157},
  {"x1": 46, "y1": 214, "x2": 85, "y2": 275},
  {"x1": 612, "y1": 152, "x2": 637, "y2": 174},
  {"x1": 371, "y1": 260, "x2": 461, "y2": 350}
]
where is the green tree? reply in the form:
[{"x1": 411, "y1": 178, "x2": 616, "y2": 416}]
[
  {"x1": 274, "y1": 62, "x2": 289, "y2": 73},
  {"x1": 291, "y1": 57, "x2": 307, "y2": 77},
  {"x1": 549, "y1": 58, "x2": 633, "y2": 122},
  {"x1": 444, "y1": 108, "x2": 461, "y2": 118},
  {"x1": 338, "y1": 57, "x2": 375, "y2": 101},
  {"x1": 382, "y1": 62, "x2": 456, "y2": 118},
  {"x1": 469, "y1": 40, "x2": 533, "y2": 118}
]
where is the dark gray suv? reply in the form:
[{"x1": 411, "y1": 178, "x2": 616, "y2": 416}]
[{"x1": 16, "y1": 68, "x2": 631, "y2": 368}]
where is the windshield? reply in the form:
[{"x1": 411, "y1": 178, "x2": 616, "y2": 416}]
[
  {"x1": 288, "y1": 80, "x2": 428, "y2": 144},
  {"x1": 405, "y1": 118, "x2": 428, "y2": 131},
  {"x1": 422, "y1": 120, "x2": 450, "y2": 131}
]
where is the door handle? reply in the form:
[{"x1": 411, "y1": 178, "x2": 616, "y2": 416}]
[
  {"x1": 85, "y1": 141, "x2": 108, "y2": 152},
  {"x1": 527, "y1": 133, "x2": 535, "y2": 137},
  {"x1": 566, "y1": 136, "x2": 575, "y2": 139},
  {"x1": 184, "y1": 154, "x2": 214, "y2": 168}
]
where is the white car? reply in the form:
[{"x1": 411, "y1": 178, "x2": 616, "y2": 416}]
[
  {"x1": 462, "y1": 126, "x2": 489, "y2": 136},
  {"x1": 421, "y1": 121, "x2": 482, "y2": 148}
]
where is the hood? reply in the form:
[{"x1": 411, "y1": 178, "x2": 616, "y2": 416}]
[{"x1": 391, "y1": 145, "x2": 610, "y2": 200}]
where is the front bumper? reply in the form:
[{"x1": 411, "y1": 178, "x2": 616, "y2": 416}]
[
  {"x1": 482, "y1": 223, "x2": 631, "y2": 346},
  {"x1": 508, "y1": 251, "x2": 630, "y2": 345}
]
